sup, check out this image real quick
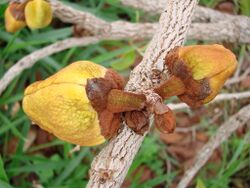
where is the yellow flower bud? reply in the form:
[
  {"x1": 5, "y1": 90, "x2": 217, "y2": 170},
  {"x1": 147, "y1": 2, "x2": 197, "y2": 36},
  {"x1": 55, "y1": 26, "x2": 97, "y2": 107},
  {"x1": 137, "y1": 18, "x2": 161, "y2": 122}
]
[
  {"x1": 23, "y1": 61, "x2": 124, "y2": 146},
  {"x1": 5, "y1": 3, "x2": 26, "y2": 33},
  {"x1": 155, "y1": 45, "x2": 237, "y2": 107},
  {"x1": 180, "y1": 45, "x2": 237, "y2": 104},
  {"x1": 25, "y1": 0, "x2": 52, "y2": 29}
]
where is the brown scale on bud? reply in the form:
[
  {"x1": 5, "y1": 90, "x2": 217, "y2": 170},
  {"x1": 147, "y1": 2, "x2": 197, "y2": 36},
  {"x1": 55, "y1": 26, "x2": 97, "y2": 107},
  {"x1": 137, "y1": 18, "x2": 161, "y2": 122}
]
[
  {"x1": 85, "y1": 68, "x2": 153, "y2": 138},
  {"x1": 125, "y1": 110, "x2": 149, "y2": 135},
  {"x1": 5, "y1": 2, "x2": 26, "y2": 33},
  {"x1": 9, "y1": 2, "x2": 26, "y2": 21},
  {"x1": 107, "y1": 89, "x2": 146, "y2": 113},
  {"x1": 86, "y1": 69, "x2": 125, "y2": 140},
  {"x1": 154, "y1": 106, "x2": 176, "y2": 134}
]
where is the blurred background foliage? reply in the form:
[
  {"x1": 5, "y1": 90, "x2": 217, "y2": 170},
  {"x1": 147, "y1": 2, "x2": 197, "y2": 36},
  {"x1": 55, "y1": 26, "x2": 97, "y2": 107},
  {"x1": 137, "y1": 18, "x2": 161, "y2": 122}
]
[{"x1": 0, "y1": 0, "x2": 250, "y2": 188}]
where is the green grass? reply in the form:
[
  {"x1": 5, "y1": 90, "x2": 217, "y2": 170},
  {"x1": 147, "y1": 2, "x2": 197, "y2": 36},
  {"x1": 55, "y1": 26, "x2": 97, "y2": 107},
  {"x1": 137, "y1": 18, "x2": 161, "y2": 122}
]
[{"x1": 0, "y1": 0, "x2": 249, "y2": 187}]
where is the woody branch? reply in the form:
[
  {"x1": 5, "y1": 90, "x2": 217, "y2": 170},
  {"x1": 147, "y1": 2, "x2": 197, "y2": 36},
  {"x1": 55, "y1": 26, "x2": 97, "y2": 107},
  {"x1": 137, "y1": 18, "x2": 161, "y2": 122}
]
[
  {"x1": 120, "y1": 0, "x2": 250, "y2": 43},
  {"x1": 6, "y1": 0, "x2": 250, "y2": 43},
  {"x1": 87, "y1": 0, "x2": 198, "y2": 187}
]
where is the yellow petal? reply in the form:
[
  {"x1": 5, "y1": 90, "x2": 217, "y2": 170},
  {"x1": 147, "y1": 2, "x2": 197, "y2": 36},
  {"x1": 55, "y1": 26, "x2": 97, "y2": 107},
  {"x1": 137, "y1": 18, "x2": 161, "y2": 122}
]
[
  {"x1": 5, "y1": 6, "x2": 26, "y2": 33},
  {"x1": 25, "y1": 0, "x2": 52, "y2": 29},
  {"x1": 24, "y1": 61, "x2": 107, "y2": 96},
  {"x1": 179, "y1": 44, "x2": 237, "y2": 80},
  {"x1": 203, "y1": 61, "x2": 236, "y2": 103},
  {"x1": 23, "y1": 61, "x2": 107, "y2": 146}
]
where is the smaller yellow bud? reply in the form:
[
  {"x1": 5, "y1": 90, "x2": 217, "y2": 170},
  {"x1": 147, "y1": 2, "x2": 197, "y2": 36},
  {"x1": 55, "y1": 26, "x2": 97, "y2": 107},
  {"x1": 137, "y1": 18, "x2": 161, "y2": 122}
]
[
  {"x1": 5, "y1": 4, "x2": 26, "y2": 33},
  {"x1": 178, "y1": 45, "x2": 237, "y2": 106},
  {"x1": 155, "y1": 45, "x2": 237, "y2": 107},
  {"x1": 25, "y1": 0, "x2": 52, "y2": 29}
]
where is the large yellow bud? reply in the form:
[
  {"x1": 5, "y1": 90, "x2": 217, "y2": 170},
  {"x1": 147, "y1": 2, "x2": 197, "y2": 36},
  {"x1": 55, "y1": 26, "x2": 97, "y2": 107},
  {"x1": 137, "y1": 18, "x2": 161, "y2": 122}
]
[
  {"x1": 25, "y1": 0, "x2": 52, "y2": 29},
  {"x1": 155, "y1": 45, "x2": 237, "y2": 107},
  {"x1": 5, "y1": 3, "x2": 26, "y2": 33},
  {"x1": 23, "y1": 61, "x2": 124, "y2": 146}
]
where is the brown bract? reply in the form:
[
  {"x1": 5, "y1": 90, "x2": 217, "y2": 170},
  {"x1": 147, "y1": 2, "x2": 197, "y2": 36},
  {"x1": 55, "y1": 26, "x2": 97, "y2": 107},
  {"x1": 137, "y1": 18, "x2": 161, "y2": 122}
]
[
  {"x1": 154, "y1": 76, "x2": 185, "y2": 99},
  {"x1": 86, "y1": 77, "x2": 114, "y2": 113},
  {"x1": 9, "y1": 2, "x2": 26, "y2": 21},
  {"x1": 107, "y1": 89, "x2": 146, "y2": 113},
  {"x1": 148, "y1": 100, "x2": 176, "y2": 134},
  {"x1": 125, "y1": 110, "x2": 149, "y2": 135},
  {"x1": 5, "y1": 3, "x2": 26, "y2": 33},
  {"x1": 86, "y1": 69, "x2": 125, "y2": 139},
  {"x1": 154, "y1": 108, "x2": 176, "y2": 134},
  {"x1": 99, "y1": 110, "x2": 121, "y2": 139}
]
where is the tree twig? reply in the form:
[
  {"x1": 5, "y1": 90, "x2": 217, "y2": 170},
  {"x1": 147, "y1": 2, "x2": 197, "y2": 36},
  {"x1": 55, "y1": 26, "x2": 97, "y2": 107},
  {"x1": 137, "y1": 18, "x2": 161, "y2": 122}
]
[
  {"x1": 225, "y1": 66, "x2": 250, "y2": 86},
  {"x1": 0, "y1": 37, "x2": 101, "y2": 96},
  {"x1": 121, "y1": 0, "x2": 249, "y2": 23},
  {"x1": 8, "y1": 0, "x2": 250, "y2": 43},
  {"x1": 168, "y1": 91, "x2": 250, "y2": 111},
  {"x1": 121, "y1": 0, "x2": 250, "y2": 43},
  {"x1": 52, "y1": 0, "x2": 250, "y2": 44},
  {"x1": 87, "y1": 0, "x2": 198, "y2": 187},
  {"x1": 177, "y1": 104, "x2": 250, "y2": 188}
]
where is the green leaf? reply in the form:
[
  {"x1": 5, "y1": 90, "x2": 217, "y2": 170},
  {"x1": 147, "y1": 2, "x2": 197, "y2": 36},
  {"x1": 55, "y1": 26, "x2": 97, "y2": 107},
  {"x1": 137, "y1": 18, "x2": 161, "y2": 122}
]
[
  {"x1": 0, "y1": 180, "x2": 13, "y2": 188},
  {"x1": 196, "y1": 178, "x2": 206, "y2": 188},
  {"x1": 110, "y1": 50, "x2": 135, "y2": 71},
  {"x1": 53, "y1": 149, "x2": 89, "y2": 185},
  {"x1": 7, "y1": 161, "x2": 65, "y2": 173},
  {"x1": 141, "y1": 174, "x2": 168, "y2": 187},
  {"x1": 0, "y1": 116, "x2": 27, "y2": 136},
  {"x1": 90, "y1": 45, "x2": 135, "y2": 64},
  {"x1": 239, "y1": 0, "x2": 250, "y2": 16},
  {"x1": 0, "y1": 155, "x2": 8, "y2": 182},
  {"x1": 0, "y1": 112, "x2": 26, "y2": 140},
  {"x1": 0, "y1": 30, "x2": 62, "y2": 70}
]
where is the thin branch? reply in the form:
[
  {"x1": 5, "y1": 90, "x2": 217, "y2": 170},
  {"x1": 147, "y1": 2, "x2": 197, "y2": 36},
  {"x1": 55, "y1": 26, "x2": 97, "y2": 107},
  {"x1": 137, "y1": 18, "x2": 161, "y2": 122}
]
[
  {"x1": 6, "y1": 0, "x2": 250, "y2": 44},
  {"x1": 121, "y1": 0, "x2": 249, "y2": 23},
  {"x1": 187, "y1": 22, "x2": 250, "y2": 43},
  {"x1": 226, "y1": 75, "x2": 247, "y2": 86},
  {"x1": 177, "y1": 104, "x2": 250, "y2": 188},
  {"x1": 87, "y1": 0, "x2": 198, "y2": 187},
  {"x1": 168, "y1": 91, "x2": 250, "y2": 111},
  {"x1": 0, "y1": 37, "x2": 101, "y2": 96},
  {"x1": 52, "y1": 0, "x2": 250, "y2": 43},
  {"x1": 50, "y1": 1, "x2": 109, "y2": 35},
  {"x1": 225, "y1": 66, "x2": 250, "y2": 86},
  {"x1": 121, "y1": 0, "x2": 250, "y2": 43}
]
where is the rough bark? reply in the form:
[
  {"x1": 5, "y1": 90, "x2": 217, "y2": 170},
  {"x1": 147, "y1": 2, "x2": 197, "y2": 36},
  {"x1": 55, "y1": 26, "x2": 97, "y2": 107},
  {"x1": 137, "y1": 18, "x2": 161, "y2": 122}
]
[
  {"x1": 121, "y1": 0, "x2": 250, "y2": 43},
  {"x1": 121, "y1": 0, "x2": 248, "y2": 22},
  {"x1": 87, "y1": 0, "x2": 198, "y2": 187}
]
